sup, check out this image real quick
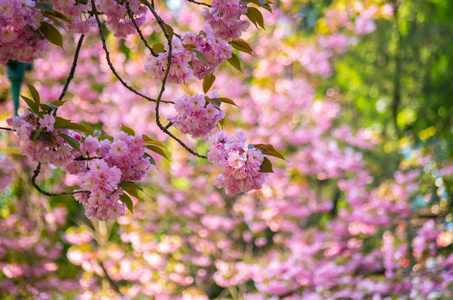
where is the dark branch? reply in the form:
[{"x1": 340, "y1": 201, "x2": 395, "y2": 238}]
[
  {"x1": 91, "y1": 0, "x2": 174, "y2": 105},
  {"x1": 187, "y1": 0, "x2": 211, "y2": 8},
  {"x1": 0, "y1": 127, "x2": 14, "y2": 132},
  {"x1": 143, "y1": 0, "x2": 207, "y2": 159},
  {"x1": 31, "y1": 162, "x2": 87, "y2": 197},
  {"x1": 99, "y1": 261, "x2": 123, "y2": 296},
  {"x1": 54, "y1": 34, "x2": 85, "y2": 116},
  {"x1": 125, "y1": 0, "x2": 158, "y2": 57},
  {"x1": 58, "y1": 34, "x2": 85, "y2": 102}
]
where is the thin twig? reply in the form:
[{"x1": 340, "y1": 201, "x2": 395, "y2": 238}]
[
  {"x1": 187, "y1": 0, "x2": 212, "y2": 8},
  {"x1": 31, "y1": 162, "x2": 87, "y2": 197},
  {"x1": 125, "y1": 0, "x2": 158, "y2": 57},
  {"x1": 74, "y1": 156, "x2": 103, "y2": 161},
  {"x1": 91, "y1": 0, "x2": 174, "y2": 104},
  {"x1": 143, "y1": 0, "x2": 207, "y2": 159},
  {"x1": 99, "y1": 261, "x2": 123, "y2": 296},
  {"x1": 0, "y1": 127, "x2": 14, "y2": 132},
  {"x1": 54, "y1": 34, "x2": 85, "y2": 116},
  {"x1": 58, "y1": 34, "x2": 85, "y2": 101}
]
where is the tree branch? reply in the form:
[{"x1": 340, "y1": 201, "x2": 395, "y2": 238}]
[
  {"x1": 54, "y1": 34, "x2": 85, "y2": 116},
  {"x1": 91, "y1": 0, "x2": 174, "y2": 105},
  {"x1": 31, "y1": 162, "x2": 87, "y2": 197},
  {"x1": 99, "y1": 261, "x2": 123, "y2": 296},
  {"x1": 125, "y1": 0, "x2": 158, "y2": 57},
  {"x1": 143, "y1": 0, "x2": 207, "y2": 159},
  {"x1": 187, "y1": 0, "x2": 212, "y2": 8},
  {"x1": 58, "y1": 34, "x2": 85, "y2": 102},
  {"x1": 0, "y1": 127, "x2": 14, "y2": 132}
]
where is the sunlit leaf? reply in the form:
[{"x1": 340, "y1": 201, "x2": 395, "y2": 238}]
[
  {"x1": 253, "y1": 144, "x2": 285, "y2": 160},
  {"x1": 203, "y1": 73, "x2": 216, "y2": 94},
  {"x1": 259, "y1": 157, "x2": 274, "y2": 173},
  {"x1": 25, "y1": 82, "x2": 40, "y2": 106},
  {"x1": 121, "y1": 123, "x2": 135, "y2": 136},
  {"x1": 227, "y1": 53, "x2": 242, "y2": 72},
  {"x1": 146, "y1": 145, "x2": 169, "y2": 160},
  {"x1": 59, "y1": 134, "x2": 81, "y2": 152},
  {"x1": 229, "y1": 38, "x2": 253, "y2": 55},
  {"x1": 119, "y1": 193, "x2": 134, "y2": 214},
  {"x1": 20, "y1": 95, "x2": 39, "y2": 113},
  {"x1": 35, "y1": 2, "x2": 53, "y2": 12},
  {"x1": 39, "y1": 22, "x2": 63, "y2": 48}
]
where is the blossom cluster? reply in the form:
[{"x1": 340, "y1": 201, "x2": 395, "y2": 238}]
[
  {"x1": 0, "y1": 0, "x2": 49, "y2": 63},
  {"x1": 184, "y1": 30, "x2": 233, "y2": 79},
  {"x1": 7, "y1": 110, "x2": 78, "y2": 167},
  {"x1": 70, "y1": 133, "x2": 152, "y2": 221},
  {"x1": 201, "y1": 0, "x2": 250, "y2": 41},
  {"x1": 145, "y1": 30, "x2": 233, "y2": 84},
  {"x1": 7, "y1": 109, "x2": 152, "y2": 221},
  {"x1": 46, "y1": 0, "x2": 93, "y2": 34},
  {"x1": 144, "y1": 38, "x2": 194, "y2": 84},
  {"x1": 97, "y1": 0, "x2": 147, "y2": 38},
  {"x1": 167, "y1": 92, "x2": 225, "y2": 139},
  {"x1": 208, "y1": 131, "x2": 268, "y2": 195}
]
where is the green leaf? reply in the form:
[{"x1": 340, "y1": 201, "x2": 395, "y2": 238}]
[
  {"x1": 25, "y1": 82, "x2": 40, "y2": 106},
  {"x1": 30, "y1": 129, "x2": 42, "y2": 142},
  {"x1": 42, "y1": 12, "x2": 66, "y2": 30},
  {"x1": 164, "y1": 24, "x2": 174, "y2": 39},
  {"x1": 183, "y1": 43, "x2": 197, "y2": 50},
  {"x1": 227, "y1": 53, "x2": 242, "y2": 72},
  {"x1": 54, "y1": 117, "x2": 93, "y2": 135},
  {"x1": 40, "y1": 103, "x2": 58, "y2": 111},
  {"x1": 219, "y1": 117, "x2": 225, "y2": 129},
  {"x1": 143, "y1": 139, "x2": 166, "y2": 148},
  {"x1": 98, "y1": 135, "x2": 114, "y2": 142},
  {"x1": 59, "y1": 134, "x2": 81, "y2": 152},
  {"x1": 119, "y1": 193, "x2": 134, "y2": 214},
  {"x1": 66, "y1": 123, "x2": 93, "y2": 135},
  {"x1": 229, "y1": 38, "x2": 254, "y2": 55},
  {"x1": 39, "y1": 132, "x2": 53, "y2": 141},
  {"x1": 193, "y1": 50, "x2": 210, "y2": 67},
  {"x1": 52, "y1": 11, "x2": 73, "y2": 24},
  {"x1": 146, "y1": 145, "x2": 169, "y2": 160},
  {"x1": 144, "y1": 153, "x2": 157, "y2": 168},
  {"x1": 203, "y1": 73, "x2": 216, "y2": 94},
  {"x1": 259, "y1": 157, "x2": 274, "y2": 173},
  {"x1": 119, "y1": 180, "x2": 143, "y2": 191},
  {"x1": 35, "y1": 2, "x2": 53, "y2": 12},
  {"x1": 54, "y1": 117, "x2": 71, "y2": 129},
  {"x1": 30, "y1": 29, "x2": 44, "y2": 40},
  {"x1": 118, "y1": 181, "x2": 142, "y2": 199},
  {"x1": 205, "y1": 96, "x2": 221, "y2": 107},
  {"x1": 153, "y1": 43, "x2": 165, "y2": 53},
  {"x1": 246, "y1": 7, "x2": 265, "y2": 29},
  {"x1": 39, "y1": 22, "x2": 63, "y2": 48},
  {"x1": 212, "y1": 97, "x2": 238, "y2": 107},
  {"x1": 50, "y1": 100, "x2": 67, "y2": 106},
  {"x1": 20, "y1": 95, "x2": 39, "y2": 113},
  {"x1": 121, "y1": 123, "x2": 135, "y2": 136},
  {"x1": 244, "y1": 0, "x2": 273, "y2": 12},
  {"x1": 253, "y1": 144, "x2": 285, "y2": 160}
]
